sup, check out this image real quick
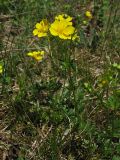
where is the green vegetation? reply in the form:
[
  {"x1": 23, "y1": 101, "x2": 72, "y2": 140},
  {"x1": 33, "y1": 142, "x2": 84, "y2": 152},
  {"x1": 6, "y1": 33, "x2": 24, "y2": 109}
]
[{"x1": 0, "y1": 0, "x2": 120, "y2": 159}]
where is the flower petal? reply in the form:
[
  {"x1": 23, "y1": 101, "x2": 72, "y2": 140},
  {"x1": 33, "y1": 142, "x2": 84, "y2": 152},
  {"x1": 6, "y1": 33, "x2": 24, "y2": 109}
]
[{"x1": 33, "y1": 29, "x2": 38, "y2": 35}]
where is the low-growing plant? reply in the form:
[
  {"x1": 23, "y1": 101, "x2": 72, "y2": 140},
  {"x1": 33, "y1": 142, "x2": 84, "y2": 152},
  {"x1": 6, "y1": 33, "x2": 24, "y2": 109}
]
[{"x1": 0, "y1": 0, "x2": 120, "y2": 159}]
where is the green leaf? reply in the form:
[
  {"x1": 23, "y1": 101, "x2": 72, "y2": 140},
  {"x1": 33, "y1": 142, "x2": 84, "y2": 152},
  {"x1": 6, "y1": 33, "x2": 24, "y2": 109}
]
[{"x1": 112, "y1": 156, "x2": 120, "y2": 160}]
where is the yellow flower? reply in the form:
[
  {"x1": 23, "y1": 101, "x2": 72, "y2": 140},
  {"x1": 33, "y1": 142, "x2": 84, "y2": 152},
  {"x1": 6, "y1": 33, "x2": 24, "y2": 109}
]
[
  {"x1": 85, "y1": 11, "x2": 92, "y2": 19},
  {"x1": 50, "y1": 14, "x2": 77, "y2": 40},
  {"x1": 0, "y1": 65, "x2": 3, "y2": 74},
  {"x1": 33, "y1": 19, "x2": 49, "y2": 38},
  {"x1": 27, "y1": 51, "x2": 45, "y2": 61}
]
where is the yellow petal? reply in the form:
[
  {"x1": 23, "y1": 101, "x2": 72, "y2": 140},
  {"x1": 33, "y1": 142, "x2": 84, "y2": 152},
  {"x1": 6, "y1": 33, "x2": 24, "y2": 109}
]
[
  {"x1": 27, "y1": 52, "x2": 33, "y2": 56},
  {"x1": 32, "y1": 51, "x2": 37, "y2": 56},
  {"x1": 65, "y1": 15, "x2": 73, "y2": 23},
  {"x1": 34, "y1": 55, "x2": 43, "y2": 61},
  {"x1": 55, "y1": 15, "x2": 64, "y2": 21},
  {"x1": 36, "y1": 23, "x2": 41, "y2": 29},
  {"x1": 85, "y1": 11, "x2": 92, "y2": 19},
  {"x1": 33, "y1": 29, "x2": 38, "y2": 36},
  {"x1": 55, "y1": 14, "x2": 72, "y2": 23},
  {"x1": 59, "y1": 34, "x2": 68, "y2": 39},
  {"x1": 49, "y1": 26, "x2": 58, "y2": 36},
  {"x1": 38, "y1": 32, "x2": 47, "y2": 37},
  {"x1": 63, "y1": 26, "x2": 75, "y2": 35},
  {"x1": 40, "y1": 51, "x2": 45, "y2": 55}
]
